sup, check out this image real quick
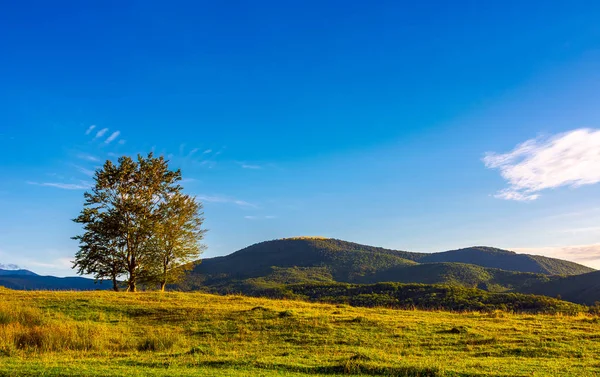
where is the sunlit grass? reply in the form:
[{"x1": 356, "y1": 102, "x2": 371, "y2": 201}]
[{"x1": 1, "y1": 287, "x2": 599, "y2": 376}]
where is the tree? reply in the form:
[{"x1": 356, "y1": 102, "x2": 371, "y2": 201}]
[
  {"x1": 72, "y1": 153, "x2": 205, "y2": 292},
  {"x1": 72, "y1": 210, "x2": 125, "y2": 291},
  {"x1": 147, "y1": 193, "x2": 206, "y2": 291}
]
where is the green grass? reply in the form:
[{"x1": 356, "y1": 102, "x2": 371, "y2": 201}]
[{"x1": 1, "y1": 287, "x2": 600, "y2": 376}]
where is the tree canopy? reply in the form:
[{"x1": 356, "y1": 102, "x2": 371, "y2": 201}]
[{"x1": 72, "y1": 153, "x2": 205, "y2": 292}]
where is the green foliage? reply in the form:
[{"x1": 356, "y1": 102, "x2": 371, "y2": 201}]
[
  {"x1": 146, "y1": 192, "x2": 206, "y2": 291},
  {"x1": 225, "y1": 282, "x2": 585, "y2": 314},
  {"x1": 72, "y1": 153, "x2": 205, "y2": 292}
]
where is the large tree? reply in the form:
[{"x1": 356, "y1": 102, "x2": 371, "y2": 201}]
[{"x1": 72, "y1": 153, "x2": 205, "y2": 292}]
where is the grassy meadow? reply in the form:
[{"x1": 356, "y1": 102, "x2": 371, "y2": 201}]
[{"x1": 1, "y1": 287, "x2": 600, "y2": 376}]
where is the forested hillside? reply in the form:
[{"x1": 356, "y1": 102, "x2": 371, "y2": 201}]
[{"x1": 184, "y1": 238, "x2": 592, "y2": 298}]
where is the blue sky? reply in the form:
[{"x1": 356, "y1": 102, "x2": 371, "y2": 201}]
[{"x1": 1, "y1": 1, "x2": 600, "y2": 276}]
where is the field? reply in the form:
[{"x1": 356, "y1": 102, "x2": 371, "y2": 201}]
[{"x1": 1, "y1": 288, "x2": 600, "y2": 376}]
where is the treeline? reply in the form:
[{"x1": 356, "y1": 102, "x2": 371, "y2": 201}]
[{"x1": 205, "y1": 282, "x2": 586, "y2": 314}]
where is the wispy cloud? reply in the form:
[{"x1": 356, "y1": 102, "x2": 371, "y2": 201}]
[
  {"x1": 236, "y1": 160, "x2": 271, "y2": 170},
  {"x1": 240, "y1": 163, "x2": 262, "y2": 170},
  {"x1": 484, "y1": 128, "x2": 600, "y2": 201},
  {"x1": 560, "y1": 226, "x2": 600, "y2": 234},
  {"x1": 197, "y1": 194, "x2": 258, "y2": 208},
  {"x1": 73, "y1": 165, "x2": 95, "y2": 177},
  {"x1": 203, "y1": 149, "x2": 212, "y2": 154},
  {"x1": 179, "y1": 178, "x2": 198, "y2": 184},
  {"x1": 77, "y1": 153, "x2": 100, "y2": 162},
  {"x1": 244, "y1": 215, "x2": 277, "y2": 220},
  {"x1": 85, "y1": 125, "x2": 96, "y2": 135},
  {"x1": 105, "y1": 131, "x2": 120, "y2": 144},
  {"x1": 118, "y1": 139, "x2": 126, "y2": 145},
  {"x1": 94, "y1": 128, "x2": 109, "y2": 139},
  {"x1": 28, "y1": 257, "x2": 73, "y2": 270},
  {"x1": 27, "y1": 181, "x2": 92, "y2": 190},
  {"x1": 513, "y1": 244, "x2": 600, "y2": 268},
  {"x1": 0, "y1": 263, "x2": 20, "y2": 270}
]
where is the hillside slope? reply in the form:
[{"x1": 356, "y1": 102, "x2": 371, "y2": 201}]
[
  {"x1": 361, "y1": 262, "x2": 554, "y2": 291},
  {"x1": 190, "y1": 238, "x2": 421, "y2": 285},
  {"x1": 418, "y1": 247, "x2": 593, "y2": 275},
  {"x1": 522, "y1": 270, "x2": 600, "y2": 305},
  {"x1": 184, "y1": 238, "x2": 589, "y2": 296}
]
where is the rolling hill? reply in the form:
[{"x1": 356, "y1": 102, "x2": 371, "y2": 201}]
[
  {"x1": 183, "y1": 238, "x2": 592, "y2": 296},
  {"x1": 1, "y1": 238, "x2": 595, "y2": 304},
  {"x1": 416, "y1": 246, "x2": 591, "y2": 275},
  {"x1": 522, "y1": 270, "x2": 600, "y2": 305}
]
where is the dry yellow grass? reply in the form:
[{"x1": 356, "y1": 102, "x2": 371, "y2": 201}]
[{"x1": 1, "y1": 287, "x2": 600, "y2": 376}]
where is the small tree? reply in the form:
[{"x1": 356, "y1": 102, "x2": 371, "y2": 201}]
[
  {"x1": 148, "y1": 193, "x2": 206, "y2": 291},
  {"x1": 72, "y1": 210, "x2": 125, "y2": 291},
  {"x1": 72, "y1": 153, "x2": 205, "y2": 292}
]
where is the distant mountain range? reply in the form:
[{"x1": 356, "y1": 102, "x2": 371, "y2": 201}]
[
  {"x1": 0, "y1": 268, "x2": 38, "y2": 276},
  {"x1": 1, "y1": 237, "x2": 597, "y2": 305},
  {"x1": 0, "y1": 268, "x2": 108, "y2": 290}
]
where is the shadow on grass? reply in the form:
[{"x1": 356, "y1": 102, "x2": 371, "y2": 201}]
[{"x1": 118, "y1": 358, "x2": 526, "y2": 377}]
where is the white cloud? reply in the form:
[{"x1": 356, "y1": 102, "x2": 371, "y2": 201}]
[
  {"x1": 27, "y1": 181, "x2": 92, "y2": 190},
  {"x1": 236, "y1": 161, "x2": 264, "y2": 170},
  {"x1": 561, "y1": 226, "x2": 600, "y2": 234},
  {"x1": 85, "y1": 125, "x2": 96, "y2": 135},
  {"x1": 0, "y1": 263, "x2": 20, "y2": 270},
  {"x1": 77, "y1": 153, "x2": 100, "y2": 162},
  {"x1": 241, "y1": 164, "x2": 262, "y2": 170},
  {"x1": 94, "y1": 128, "x2": 109, "y2": 139},
  {"x1": 513, "y1": 244, "x2": 600, "y2": 269},
  {"x1": 244, "y1": 215, "x2": 277, "y2": 220},
  {"x1": 73, "y1": 165, "x2": 95, "y2": 177},
  {"x1": 493, "y1": 189, "x2": 539, "y2": 201},
  {"x1": 484, "y1": 128, "x2": 600, "y2": 201},
  {"x1": 118, "y1": 139, "x2": 126, "y2": 145},
  {"x1": 197, "y1": 194, "x2": 258, "y2": 208},
  {"x1": 203, "y1": 149, "x2": 212, "y2": 154},
  {"x1": 105, "y1": 131, "x2": 120, "y2": 144}
]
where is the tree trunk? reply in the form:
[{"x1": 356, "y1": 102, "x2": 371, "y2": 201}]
[
  {"x1": 112, "y1": 276, "x2": 119, "y2": 292},
  {"x1": 128, "y1": 280, "x2": 137, "y2": 292},
  {"x1": 160, "y1": 281, "x2": 166, "y2": 292}
]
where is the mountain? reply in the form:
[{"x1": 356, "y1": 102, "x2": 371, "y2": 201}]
[
  {"x1": 183, "y1": 238, "x2": 592, "y2": 294},
  {"x1": 521, "y1": 270, "x2": 600, "y2": 305},
  {"x1": 0, "y1": 274, "x2": 110, "y2": 290},
  {"x1": 0, "y1": 268, "x2": 38, "y2": 276},
  {"x1": 416, "y1": 246, "x2": 592, "y2": 275},
  {"x1": 2, "y1": 238, "x2": 594, "y2": 302}
]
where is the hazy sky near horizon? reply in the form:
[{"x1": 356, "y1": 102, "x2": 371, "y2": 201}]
[{"x1": 1, "y1": 1, "x2": 600, "y2": 276}]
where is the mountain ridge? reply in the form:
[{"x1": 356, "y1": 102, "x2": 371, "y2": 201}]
[
  {"x1": 0, "y1": 238, "x2": 595, "y2": 305},
  {"x1": 182, "y1": 238, "x2": 593, "y2": 299}
]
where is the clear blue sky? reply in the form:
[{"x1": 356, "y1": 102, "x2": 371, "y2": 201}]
[{"x1": 1, "y1": 1, "x2": 600, "y2": 276}]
